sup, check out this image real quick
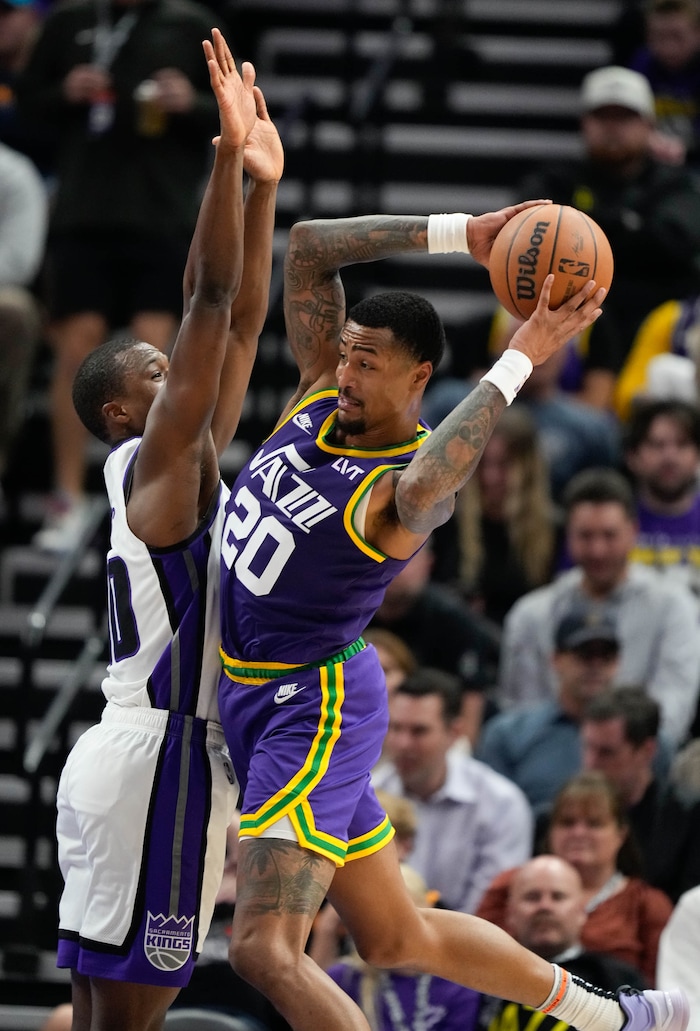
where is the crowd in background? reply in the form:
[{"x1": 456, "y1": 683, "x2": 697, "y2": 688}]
[{"x1": 5, "y1": 0, "x2": 700, "y2": 1029}]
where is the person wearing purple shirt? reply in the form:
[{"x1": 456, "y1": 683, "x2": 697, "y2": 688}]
[
  {"x1": 327, "y1": 865, "x2": 483, "y2": 1031},
  {"x1": 624, "y1": 398, "x2": 700, "y2": 602}
]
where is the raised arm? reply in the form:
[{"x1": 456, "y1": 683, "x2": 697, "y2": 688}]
[
  {"x1": 127, "y1": 29, "x2": 256, "y2": 544},
  {"x1": 389, "y1": 276, "x2": 607, "y2": 542},
  {"x1": 280, "y1": 199, "x2": 553, "y2": 413},
  {"x1": 282, "y1": 215, "x2": 429, "y2": 407},
  {"x1": 211, "y1": 84, "x2": 284, "y2": 455}
]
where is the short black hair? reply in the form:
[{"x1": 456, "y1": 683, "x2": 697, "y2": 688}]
[
  {"x1": 347, "y1": 291, "x2": 446, "y2": 370},
  {"x1": 624, "y1": 398, "x2": 700, "y2": 452},
  {"x1": 72, "y1": 336, "x2": 143, "y2": 442},
  {"x1": 562, "y1": 467, "x2": 637, "y2": 521},
  {"x1": 395, "y1": 666, "x2": 463, "y2": 722},
  {"x1": 583, "y1": 686, "x2": 660, "y2": 744}
]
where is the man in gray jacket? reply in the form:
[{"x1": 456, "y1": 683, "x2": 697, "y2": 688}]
[{"x1": 499, "y1": 467, "x2": 700, "y2": 748}]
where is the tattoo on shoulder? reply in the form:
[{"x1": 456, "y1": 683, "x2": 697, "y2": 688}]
[{"x1": 237, "y1": 839, "x2": 334, "y2": 916}]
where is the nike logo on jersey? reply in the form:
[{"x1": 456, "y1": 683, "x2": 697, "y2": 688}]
[
  {"x1": 273, "y1": 682, "x2": 306, "y2": 704},
  {"x1": 293, "y1": 412, "x2": 313, "y2": 434}
]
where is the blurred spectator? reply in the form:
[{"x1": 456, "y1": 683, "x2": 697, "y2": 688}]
[
  {"x1": 0, "y1": 0, "x2": 56, "y2": 175},
  {"x1": 614, "y1": 298, "x2": 700, "y2": 421},
  {"x1": 499, "y1": 467, "x2": 700, "y2": 748},
  {"x1": 481, "y1": 854, "x2": 646, "y2": 1031},
  {"x1": 374, "y1": 790, "x2": 419, "y2": 862},
  {"x1": 430, "y1": 406, "x2": 561, "y2": 626},
  {"x1": 477, "y1": 611, "x2": 620, "y2": 816},
  {"x1": 476, "y1": 772, "x2": 673, "y2": 986},
  {"x1": 16, "y1": 0, "x2": 222, "y2": 552},
  {"x1": 0, "y1": 139, "x2": 47, "y2": 508},
  {"x1": 363, "y1": 627, "x2": 418, "y2": 699},
  {"x1": 670, "y1": 735, "x2": 700, "y2": 797},
  {"x1": 369, "y1": 540, "x2": 500, "y2": 746},
  {"x1": 321, "y1": 864, "x2": 482, "y2": 1031},
  {"x1": 623, "y1": 399, "x2": 700, "y2": 600},
  {"x1": 582, "y1": 687, "x2": 700, "y2": 902},
  {"x1": 423, "y1": 308, "x2": 621, "y2": 504},
  {"x1": 518, "y1": 64, "x2": 700, "y2": 411},
  {"x1": 372, "y1": 668, "x2": 533, "y2": 915},
  {"x1": 656, "y1": 884, "x2": 700, "y2": 1027},
  {"x1": 629, "y1": 0, "x2": 700, "y2": 167}
]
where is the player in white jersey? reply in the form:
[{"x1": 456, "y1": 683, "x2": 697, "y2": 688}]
[{"x1": 53, "y1": 28, "x2": 283, "y2": 1031}]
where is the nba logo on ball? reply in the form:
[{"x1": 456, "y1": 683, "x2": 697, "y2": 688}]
[{"x1": 144, "y1": 911, "x2": 194, "y2": 971}]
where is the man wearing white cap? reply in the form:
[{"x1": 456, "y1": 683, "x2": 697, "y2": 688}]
[{"x1": 518, "y1": 64, "x2": 700, "y2": 411}]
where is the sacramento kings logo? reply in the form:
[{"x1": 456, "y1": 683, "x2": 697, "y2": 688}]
[{"x1": 144, "y1": 912, "x2": 194, "y2": 971}]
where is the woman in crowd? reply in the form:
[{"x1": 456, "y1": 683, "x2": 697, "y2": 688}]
[
  {"x1": 431, "y1": 405, "x2": 560, "y2": 626},
  {"x1": 476, "y1": 771, "x2": 673, "y2": 985}
]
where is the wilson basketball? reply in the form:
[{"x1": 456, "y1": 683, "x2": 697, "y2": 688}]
[{"x1": 488, "y1": 204, "x2": 614, "y2": 320}]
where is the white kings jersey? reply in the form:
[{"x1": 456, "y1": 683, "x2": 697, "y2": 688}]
[{"x1": 101, "y1": 437, "x2": 229, "y2": 722}]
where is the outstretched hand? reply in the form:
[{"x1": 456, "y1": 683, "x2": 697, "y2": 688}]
[
  {"x1": 508, "y1": 274, "x2": 606, "y2": 366},
  {"x1": 202, "y1": 27, "x2": 256, "y2": 151},
  {"x1": 243, "y1": 85, "x2": 284, "y2": 184},
  {"x1": 467, "y1": 199, "x2": 552, "y2": 268}
]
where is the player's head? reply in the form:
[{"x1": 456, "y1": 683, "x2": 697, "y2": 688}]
[
  {"x1": 347, "y1": 291, "x2": 446, "y2": 368},
  {"x1": 336, "y1": 291, "x2": 446, "y2": 436},
  {"x1": 72, "y1": 336, "x2": 168, "y2": 443}
]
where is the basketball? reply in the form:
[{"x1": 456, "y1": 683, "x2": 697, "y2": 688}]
[{"x1": 488, "y1": 203, "x2": 614, "y2": 320}]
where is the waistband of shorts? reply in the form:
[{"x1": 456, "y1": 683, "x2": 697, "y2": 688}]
[
  {"x1": 219, "y1": 636, "x2": 367, "y2": 685},
  {"x1": 102, "y1": 701, "x2": 226, "y2": 748}
]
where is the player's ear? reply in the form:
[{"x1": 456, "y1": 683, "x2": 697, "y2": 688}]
[
  {"x1": 413, "y1": 361, "x2": 433, "y2": 389},
  {"x1": 103, "y1": 400, "x2": 130, "y2": 427}
]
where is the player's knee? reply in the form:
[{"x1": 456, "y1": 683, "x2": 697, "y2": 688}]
[
  {"x1": 229, "y1": 929, "x2": 296, "y2": 994},
  {"x1": 354, "y1": 927, "x2": 412, "y2": 970}
]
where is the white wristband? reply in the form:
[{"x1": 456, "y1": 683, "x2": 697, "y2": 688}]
[
  {"x1": 480, "y1": 349, "x2": 533, "y2": 405},
  {"x1": 427, "y1": 213, "x2": 472, "y2": 254}
]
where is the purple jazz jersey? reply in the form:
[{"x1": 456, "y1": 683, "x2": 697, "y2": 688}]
[
  {"x1": 219, "y1": 388, "x2": 430, "y2": 666},
  {"x1": 218, "y1": 389, "x2": 429, "y2": 863}
]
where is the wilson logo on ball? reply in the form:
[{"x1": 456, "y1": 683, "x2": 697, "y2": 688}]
[{"x1": 515, "y1": 220, "x2": 551, "y2": 303}]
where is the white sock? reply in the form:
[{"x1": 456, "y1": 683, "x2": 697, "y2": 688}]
[{"x1": 540, "y1": 965, "x2": 624, "y2": 1031}]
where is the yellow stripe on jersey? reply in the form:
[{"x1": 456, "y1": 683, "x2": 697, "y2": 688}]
[
  {"x1": 343, "y1": 465, "x2": 402, "y2": 562},
  {"x1": 345, "y1": 814, "x2": 395, "y2": 862},
  {"x1": 239, "y1": 661, "x2": 345, "y2": 837}
]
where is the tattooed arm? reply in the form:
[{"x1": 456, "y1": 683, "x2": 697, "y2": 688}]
[
  {"x1": 278, "y1": 200, "x2": 554, "y2": 420},
  {"x1": 365, "y1": 275, "x2": 607, "y2": 557},
  {"x1": 280, "y1": 215, "x2": 429, "y2": 415}
]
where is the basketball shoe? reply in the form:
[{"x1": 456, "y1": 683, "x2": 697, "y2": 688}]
[{"x1": 618, "y1": 986, "x2": 690, "y2": 1031}]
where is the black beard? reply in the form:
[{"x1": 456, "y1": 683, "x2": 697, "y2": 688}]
[
  {"x1": 334, "y1": 410, "x2": 366, "y2": 440},
  {"x1": 646, "y1": 476, "x2": 697, "y2": 505}
]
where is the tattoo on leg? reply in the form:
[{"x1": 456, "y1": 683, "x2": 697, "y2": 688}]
[{"x1": 238, "y1": 839, "x2": 333, "y2": 915}]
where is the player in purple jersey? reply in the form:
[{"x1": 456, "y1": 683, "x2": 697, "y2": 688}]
[
  {"x1": 55, "y1": 29, "x2": 283, "y2": 1031},
  {"x1": 217, "y1": 212, "x2": 689, "y2": 1031}
]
